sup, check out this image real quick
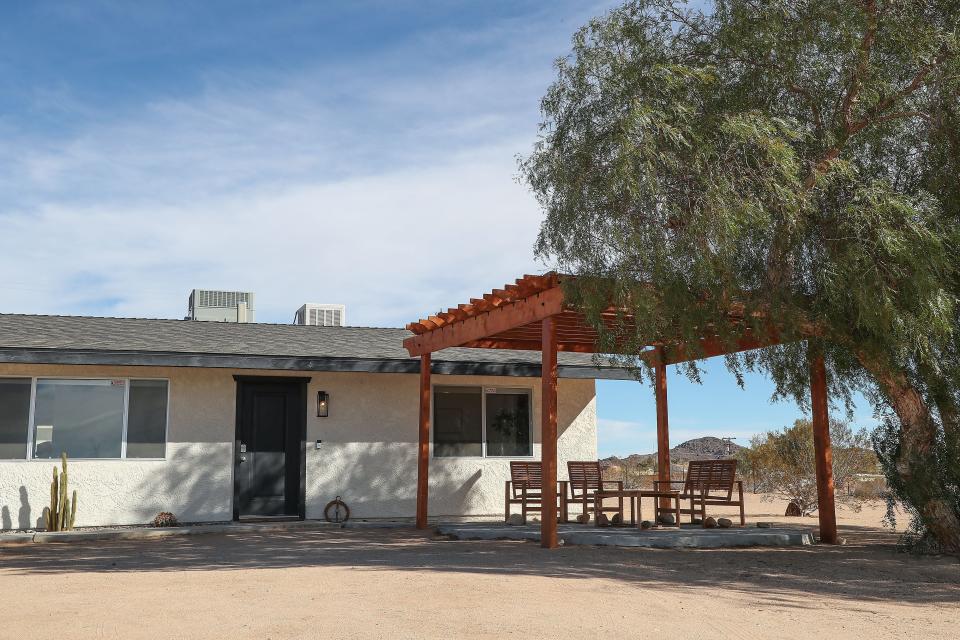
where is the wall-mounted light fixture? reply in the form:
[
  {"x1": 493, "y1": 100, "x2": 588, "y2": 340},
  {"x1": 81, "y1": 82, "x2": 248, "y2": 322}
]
[{"x1": 317, "y1": 391, "x2": 329, "y2": 417}]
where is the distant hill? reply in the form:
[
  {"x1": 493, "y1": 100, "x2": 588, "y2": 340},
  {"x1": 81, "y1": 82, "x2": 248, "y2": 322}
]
[{"x1": 602, "y1": 436, "x2": 745, "y2": 471}]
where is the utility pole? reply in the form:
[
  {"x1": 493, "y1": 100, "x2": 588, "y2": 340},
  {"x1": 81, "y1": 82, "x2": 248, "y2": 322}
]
[{"x1": 721, "y1": 436, "x2": 737, "y2": 456}]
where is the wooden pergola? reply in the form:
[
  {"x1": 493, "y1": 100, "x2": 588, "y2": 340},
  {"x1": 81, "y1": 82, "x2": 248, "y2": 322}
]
[{"x1": 404, "y1": 272, "x2": 838, "y2": 548}]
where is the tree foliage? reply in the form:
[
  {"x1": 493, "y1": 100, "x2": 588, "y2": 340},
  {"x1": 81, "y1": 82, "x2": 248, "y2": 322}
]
[
  {"x1": 523, "y1": 1, "x2": 960, "y2": 550},
  {"x1": 746, "y1": 419, "x2": 877, "y2": 515}
]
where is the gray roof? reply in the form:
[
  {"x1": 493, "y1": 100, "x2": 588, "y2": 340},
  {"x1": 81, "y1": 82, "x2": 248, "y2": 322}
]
[{"x1": 0, "y1": 314, "x2": 633, "y2": 380}]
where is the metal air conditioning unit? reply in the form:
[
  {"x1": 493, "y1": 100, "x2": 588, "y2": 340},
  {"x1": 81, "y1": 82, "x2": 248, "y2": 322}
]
[{"x1": 294, "y1": 303, "x2": 346, "y2": 327}]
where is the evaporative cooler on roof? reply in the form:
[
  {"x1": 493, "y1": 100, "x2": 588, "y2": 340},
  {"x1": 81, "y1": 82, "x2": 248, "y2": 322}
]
[{"x1": 294, "y1": 303, "x2": 346, "y2": 327}]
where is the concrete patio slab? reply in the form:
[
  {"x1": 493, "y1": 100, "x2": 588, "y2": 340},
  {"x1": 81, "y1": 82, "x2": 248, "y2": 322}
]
[{"x1": 437, "y1": 523, "x2": 814, "y2": 548}]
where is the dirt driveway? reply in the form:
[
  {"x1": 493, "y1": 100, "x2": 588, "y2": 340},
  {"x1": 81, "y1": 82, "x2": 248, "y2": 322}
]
[{"x1": 1, "y1": 518, "x2": 958, "y2": 640}]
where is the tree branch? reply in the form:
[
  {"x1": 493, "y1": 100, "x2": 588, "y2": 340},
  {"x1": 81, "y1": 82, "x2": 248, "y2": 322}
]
[
  {"x1": 839, "y1": 0, "x2": 878, "y2": 132},
  {"x1": 867, "y1": 110, "x2": 932, "y2": 127},
  {"x1": 787, "y1": 82, "x2": 824, "y2": 133},
  {"x1": 847, "y1": 43, "x2": 953, "y2": 136}
]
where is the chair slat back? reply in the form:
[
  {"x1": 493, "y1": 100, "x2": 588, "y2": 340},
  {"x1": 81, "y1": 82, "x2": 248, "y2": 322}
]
[
  {"x1": 683, "y1": 459, "x2": 737, "y2": 498},
  {"x1": 510, "y1": 461, "x2": 543, "y2": 497},
  {"x1": 567, "y1": 461, "x2": 602, "y2": 498}
]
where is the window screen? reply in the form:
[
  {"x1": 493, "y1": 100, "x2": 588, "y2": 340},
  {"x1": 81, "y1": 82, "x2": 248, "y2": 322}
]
[
  {"x1": 0, "y1": 378, "x2": 31, "y2": 459},
  {"x1": 433, "y1": 386, "x2": 482, "y2": 457},
  {"x1": 485, "y1": 390, "x2": 531, "y2": 456},
  {"x1": 127, "y1": 380, "x2": 168, "y2": 458}
]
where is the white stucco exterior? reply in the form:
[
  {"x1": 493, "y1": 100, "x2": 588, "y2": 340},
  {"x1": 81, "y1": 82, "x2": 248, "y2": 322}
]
[{"x1": 0, "y1": 363, "x2": 596, "y2": 529}]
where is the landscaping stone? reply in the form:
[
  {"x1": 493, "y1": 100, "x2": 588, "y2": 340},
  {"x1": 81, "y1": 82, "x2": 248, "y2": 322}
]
[
  {"x1": 785, "y1": 501, "x2": 803, "y2": 517},
  {"x1": 640, "y1": 520, "x2": 653, "y2": 529},
  {"x1": 657, "y1": 513, "x2": 676, "y2": 526},
  {"x1": 703, "y1": 517, "x2": 718, "y2": 528},
  {"x1": 717, "y1": 518, "x2": 733, "y2": 528}
]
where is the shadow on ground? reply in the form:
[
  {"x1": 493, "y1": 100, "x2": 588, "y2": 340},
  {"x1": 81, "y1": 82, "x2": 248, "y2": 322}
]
[{"x1": 1, "y1": 523, "x2": 957, "y2": 609}]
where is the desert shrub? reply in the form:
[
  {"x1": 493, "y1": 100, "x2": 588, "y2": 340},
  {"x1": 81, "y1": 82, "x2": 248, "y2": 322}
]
[
  {"x1": 151, "y1": 512, "x2": 179, "y2": 527},
  {"x1": 749, "y1": 419, "x2": 878, "y2": 515}
]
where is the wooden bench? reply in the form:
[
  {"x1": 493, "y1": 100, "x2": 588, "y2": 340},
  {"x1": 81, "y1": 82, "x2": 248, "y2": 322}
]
[
  {"x1": 566, "y1": 460, "x2": 624, "y2": 524},
  {"x1": 504, "y1": 461, "x2": 566, "y2": 524},
  {"x1": 653, "y1": 459, "x2": 745, "y2": 526}
]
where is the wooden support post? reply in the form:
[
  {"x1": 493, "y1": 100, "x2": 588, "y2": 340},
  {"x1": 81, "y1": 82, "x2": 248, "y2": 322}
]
[
  {"x1": 416, "y1": 353, "x2": 431, "y2": 530},
  {"x1": 655, "y1": 358, "x2": 671, "y2": 505},
  {"x1": 810, "y1": 353, "x2": 838, "y2": 544},
  {"x1": 541, "y1": 316, "x2": 559, "y2": 549}
]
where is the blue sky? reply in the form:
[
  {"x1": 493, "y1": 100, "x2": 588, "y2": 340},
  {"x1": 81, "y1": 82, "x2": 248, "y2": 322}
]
[{"x1": 0, "y1": 1, "x2": 876, "y2": 456}]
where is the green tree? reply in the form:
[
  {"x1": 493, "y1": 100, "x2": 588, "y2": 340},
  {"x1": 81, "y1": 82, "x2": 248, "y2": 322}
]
[
  {"x1": 523, "y1": 1, "x2": 960, "y2": 550},
  {"x1": 750, "y1": 419, "x2": 877, "y2": 515}
]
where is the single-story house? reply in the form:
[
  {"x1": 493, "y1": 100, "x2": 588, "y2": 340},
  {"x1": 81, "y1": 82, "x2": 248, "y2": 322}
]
[{"x1": 0, "y1": 314, "x2": 630, "y2": 530}]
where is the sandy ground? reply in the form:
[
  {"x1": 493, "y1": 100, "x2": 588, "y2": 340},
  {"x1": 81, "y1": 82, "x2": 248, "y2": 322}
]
[{"x1": 1, "y1": 494, "x2": 957, "y2": 640}]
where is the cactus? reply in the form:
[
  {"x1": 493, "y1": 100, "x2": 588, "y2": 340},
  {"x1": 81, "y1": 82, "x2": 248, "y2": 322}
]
[{"x1": 42, "y1": 453, "x2": 77, "y2": 532}]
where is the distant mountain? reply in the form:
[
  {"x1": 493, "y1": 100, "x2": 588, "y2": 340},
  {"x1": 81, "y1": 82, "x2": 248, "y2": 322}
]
[{"x1": 602, "y1": 436, "x2": 745, "y2": 471}]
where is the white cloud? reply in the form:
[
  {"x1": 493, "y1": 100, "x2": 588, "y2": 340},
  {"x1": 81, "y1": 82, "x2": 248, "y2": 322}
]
[
  {"x1": 0, "y1": 7, "x2": 608, "y2": 324},
  {"x1": 0, "y1": 142, "x2": 547, "y2": 324}
]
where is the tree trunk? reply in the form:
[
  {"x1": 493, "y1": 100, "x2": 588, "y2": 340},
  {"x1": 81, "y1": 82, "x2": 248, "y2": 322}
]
[{"x1": 862, "y1": 357, "x2": 960, "y2": 552}]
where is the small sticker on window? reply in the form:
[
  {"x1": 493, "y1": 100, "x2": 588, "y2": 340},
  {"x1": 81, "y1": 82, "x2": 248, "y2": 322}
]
[
  {"x1": 485, "y1": 387, "x2": 497, "y2": 393},
  {"x1": 111, "y1": 380, "x2": 126, "y2": 387}
]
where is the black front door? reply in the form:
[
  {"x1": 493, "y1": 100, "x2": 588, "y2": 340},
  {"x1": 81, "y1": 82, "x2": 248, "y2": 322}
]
[{"x1": 234, "y1": 377, "x2": 307, "y2": 518}]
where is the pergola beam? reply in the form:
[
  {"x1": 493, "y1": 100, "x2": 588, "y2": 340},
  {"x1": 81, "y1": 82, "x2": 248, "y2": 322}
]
[
  {"x1": 404, "y1": 287, "x2": 565, "y2": 356},
  {"x1": 459, "y1": 338, "x2": 597, "y2": 353}
]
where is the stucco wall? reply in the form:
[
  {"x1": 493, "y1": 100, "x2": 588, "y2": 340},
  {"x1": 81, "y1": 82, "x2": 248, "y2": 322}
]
[{"x1": 0, "y1": 363, "x2": 596, "y2": 529}]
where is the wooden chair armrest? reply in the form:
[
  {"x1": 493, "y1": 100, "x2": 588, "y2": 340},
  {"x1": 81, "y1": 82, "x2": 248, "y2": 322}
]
[{"x1": 653, "y1": 480, "x2": 684, "y2": 489}]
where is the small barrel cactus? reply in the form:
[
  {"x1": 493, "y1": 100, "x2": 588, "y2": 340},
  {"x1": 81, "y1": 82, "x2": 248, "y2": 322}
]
[{"x1": 151, "y1": 512, "x2": 179, "y2": 527}]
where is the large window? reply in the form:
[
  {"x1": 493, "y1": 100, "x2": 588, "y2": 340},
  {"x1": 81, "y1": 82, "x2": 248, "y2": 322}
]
[
  {"x1": 0, "y1": 377, "x2": 169, "y2": 460},
  {"x1": 433, "y1": 386, "x2": 531, "y2": 458}
]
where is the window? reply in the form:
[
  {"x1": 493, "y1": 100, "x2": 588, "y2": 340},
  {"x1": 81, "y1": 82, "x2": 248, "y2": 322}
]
[
  {"x1": 0, "y1": 377, "x2": 168, "y2": 460},
  {"x1": 126, "y1": 380, "x2": 169, "y2": 458},
  {"x1": 485, "y1": 390, "x2": 531, "y2": 457},
  {"x1": 0, "y1": 378, "x2": 31, "y2": 459},
  {"x1": 433, "y1": 386, "x2": 531, "y2": 458},
  {"x1": 434, "y1": 387, "x2": 482, "y2": 457}
]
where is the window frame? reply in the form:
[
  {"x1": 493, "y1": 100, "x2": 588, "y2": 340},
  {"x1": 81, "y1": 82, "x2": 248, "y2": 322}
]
[
  {"x1": 431, "y1": 384, "x2": 533, "y2": 459},
  {"x1": 0, "y1": 375, "x2": 171, "y2": 461}
]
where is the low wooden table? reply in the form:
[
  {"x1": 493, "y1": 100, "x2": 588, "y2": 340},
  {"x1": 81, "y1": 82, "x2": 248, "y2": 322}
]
[
  {"x1": 591, "y1": 489, "x2": 682, "y2": 529},
  {"x1": 638, "y1": 490, "x2": 681, "y2": 528},
  {"x1": 592, "y1": 490, "x2": 640, "y2": 527}
]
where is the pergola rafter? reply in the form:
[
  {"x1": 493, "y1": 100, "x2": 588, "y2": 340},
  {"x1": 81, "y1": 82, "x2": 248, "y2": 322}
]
[{"x1": 405, "y1": 273, "x2": 837, "y2": 548}]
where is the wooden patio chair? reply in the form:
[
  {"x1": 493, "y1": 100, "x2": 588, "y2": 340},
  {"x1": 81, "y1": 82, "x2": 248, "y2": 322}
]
[
  {"x1": 504, "y1": 461, "x2": 565, "y2": 524},
  {"x1": 566, "y1": 460, "x2": 624, "y2": 524},
  {"x1": 653, "y1": 459, "x2": 745, "y2": 526}
]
